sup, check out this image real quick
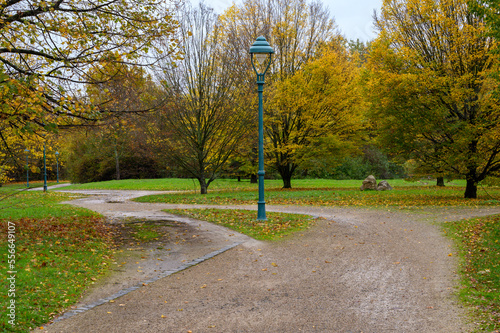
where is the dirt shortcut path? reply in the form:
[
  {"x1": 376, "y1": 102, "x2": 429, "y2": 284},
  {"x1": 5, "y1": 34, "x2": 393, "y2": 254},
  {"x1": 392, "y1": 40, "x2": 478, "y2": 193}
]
[{"x1": 38, "y1": 189, "x2": 500, "y2": 332}]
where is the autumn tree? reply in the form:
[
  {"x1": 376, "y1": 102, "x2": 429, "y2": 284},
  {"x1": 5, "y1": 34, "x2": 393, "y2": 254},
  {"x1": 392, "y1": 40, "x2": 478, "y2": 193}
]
[
  {"x1": 86, "y1": 63, "x2": 160, "y2": 180},
  {"x1": 219, "y1": 0, "x2": 343, "y2": 188},
  {"x1": 2, "y1": 128, "x2": 60, "y2": 184},
  {"x1": 0, "y1": 0, "x2": 179, "y2": 137},
  {"x1": 156, "y1": 2, "x2": 252, "y2": 194},
  {"x1": 220, "y1": 0, "x2": 337, "y2": 78},
  {"x1": 266, "y1": 44, "x2": 364, "y2": 187},
  {"x1": 63, "y1": 121, "x2": 161, "y2": 183},
  {"x1": 367, "y1": 0, "x2": 500, "y2": 198}
]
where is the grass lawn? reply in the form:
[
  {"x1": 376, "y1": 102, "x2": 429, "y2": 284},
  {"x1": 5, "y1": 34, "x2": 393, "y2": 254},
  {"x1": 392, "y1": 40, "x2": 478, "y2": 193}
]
[
  {"x1": 62, "y1": 177, "x2": 458, "y2": 191},
  {"x1": 135, "y1": 184, "x2": 499, "y2": 208},
  {"x1": 0, "y1": 185, "x2": 114, "y2": 332},
  {"x1": 443, "y1": 216, "x2": 500, "y2": 332},
  {"x1": 164, "y1": 208, "x2": 315, "y2": 241}
]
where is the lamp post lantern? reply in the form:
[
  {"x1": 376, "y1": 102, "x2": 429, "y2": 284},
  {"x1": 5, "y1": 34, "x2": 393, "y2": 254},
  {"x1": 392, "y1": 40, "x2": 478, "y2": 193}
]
[
  {"x1": 24, "y1": 149, "x2": 29, "y2": 187},
  {"x1": 249, "y1": 36, "x2": 274, "y2": 221},
  {"x1": 55, "y1": 151, "x2": 59, "y2": 183}
]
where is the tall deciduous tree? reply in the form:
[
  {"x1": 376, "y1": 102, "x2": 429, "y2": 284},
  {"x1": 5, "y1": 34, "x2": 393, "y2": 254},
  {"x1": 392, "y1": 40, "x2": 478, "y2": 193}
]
[
  {"x1": 220, "y1": 0, "x2": 337, "y2": 79},
  {"x1": 86, "y1": 63, "x2": 159, "y2": 180},
  {"x1": 0, "y1": 0, "x2": 179, "y2": 135},
  {"x1": 219, "y1": 0, "x2": 340, "y2": 188},
  {"x1": 368, "y1": 0, "x2": 499, "y2": 198},
  {"x1": 267, "y1": 44, "x2": 364, "y2": 188},
  {"x1": 157, "y1": 2, "x2": 252, "y2": 194}
]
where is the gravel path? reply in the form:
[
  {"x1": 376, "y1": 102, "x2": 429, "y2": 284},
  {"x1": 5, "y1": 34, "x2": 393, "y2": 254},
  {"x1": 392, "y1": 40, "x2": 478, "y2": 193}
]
[{"x1": 37, "y1": 189, "x2": 500, "y2": 332}]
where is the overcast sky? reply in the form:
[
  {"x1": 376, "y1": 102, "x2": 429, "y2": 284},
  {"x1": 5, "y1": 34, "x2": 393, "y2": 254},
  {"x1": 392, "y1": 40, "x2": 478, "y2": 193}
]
[{"x1": 207, "y1": 0, "x2": 383, "y2": 42}]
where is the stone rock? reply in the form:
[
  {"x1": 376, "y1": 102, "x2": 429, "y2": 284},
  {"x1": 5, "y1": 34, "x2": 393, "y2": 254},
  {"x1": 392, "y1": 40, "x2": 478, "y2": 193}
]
[
  {"x1": 377, "y1": 180, "x2": 393, "y2": 191},
  {"x1": 360, "y1": 175, "x2": 377, "y2": 191}
]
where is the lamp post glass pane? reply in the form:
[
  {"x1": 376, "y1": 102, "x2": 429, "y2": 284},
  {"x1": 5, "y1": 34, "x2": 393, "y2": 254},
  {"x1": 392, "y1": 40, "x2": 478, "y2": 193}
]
[{"x1": 253, "y1": 53, "x2": 270, "y2": 74}]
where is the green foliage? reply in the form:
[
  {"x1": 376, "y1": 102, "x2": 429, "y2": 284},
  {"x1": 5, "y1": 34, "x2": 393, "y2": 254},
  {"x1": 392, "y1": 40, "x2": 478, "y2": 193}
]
[
  {"x1": 309, "y1": 146, "x2": 406, "y2": 180},
  {"x1": 482, "y1": 177, "x2": 500, "y2": 187},
  {"x1": 368, "y1": 0, "x2": 500, "y2": 198},
  {"x1": 63, "y1": 129, "x2": 161, "y2": 183}
]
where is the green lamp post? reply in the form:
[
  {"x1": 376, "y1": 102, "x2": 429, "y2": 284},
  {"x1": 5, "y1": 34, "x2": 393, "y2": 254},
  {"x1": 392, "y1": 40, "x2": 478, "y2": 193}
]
[
  {"x1": 249, "y1": 36, "x2": 274, "y2": 221},
  {"x1": 55, "y1": 151, "x2": 59, "y2": 183},
  {"x1": 24, "y1": 149, "x2": 29, "y2": 187}
]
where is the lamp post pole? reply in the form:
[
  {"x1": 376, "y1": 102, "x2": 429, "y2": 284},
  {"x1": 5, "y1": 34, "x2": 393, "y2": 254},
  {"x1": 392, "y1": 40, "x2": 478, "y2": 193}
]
[
  {"x1": 43, "y1": 142, "x2": 47, "y2": 192},
  {"x1": 55, "y1": 151, "x2": 59, "y2": 183},
  {"x1": 249, "y1": 36, "x2": 274, "y2": 221},
  {"x1": 257, "y1": 74, "x2": 266, "y2": 220},
  {"x1": 24, "y1": 149, "x2": 29, "y2": 188}
]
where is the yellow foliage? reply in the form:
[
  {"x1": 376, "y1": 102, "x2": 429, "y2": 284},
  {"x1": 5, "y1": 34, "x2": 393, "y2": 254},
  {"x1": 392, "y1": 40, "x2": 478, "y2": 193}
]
[
  {"x1": 367, "y1": 0, "x2": 500, "y2": 197},
  {"x1": 267, "y1": 44, "x2": 365, "y2": 174},
  {"x1": 0, "y1": 0, "x2": 179, "y2": 134}
]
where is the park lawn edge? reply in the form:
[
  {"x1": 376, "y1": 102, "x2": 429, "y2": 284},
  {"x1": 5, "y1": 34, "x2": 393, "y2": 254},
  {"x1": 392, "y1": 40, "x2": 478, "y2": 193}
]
[
  {"x1": 163, "y1": 208, "x2": 317, "y2": 241},
  {"x1": 442, "y1": 214, "x2": 500, "y2": 332},
  {"x1": 0, "y1": 191, "x2": 116, "y2": 332},
  {"x1": 135, "y1": 186, "x2": 500, "y2": 208}
]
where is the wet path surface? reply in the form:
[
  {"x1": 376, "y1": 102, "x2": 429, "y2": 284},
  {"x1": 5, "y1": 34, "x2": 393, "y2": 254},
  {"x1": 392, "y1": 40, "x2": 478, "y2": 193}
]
[
  {"x1": 52, "y1": 189, "x2": 254, "y2": 321},
  {"x1": 37, "y1": 188, "x2": 500, "y2": 332}
]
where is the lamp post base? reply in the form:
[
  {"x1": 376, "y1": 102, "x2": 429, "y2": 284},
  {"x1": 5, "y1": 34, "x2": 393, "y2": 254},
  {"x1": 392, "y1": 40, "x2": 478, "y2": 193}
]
[{"x1": 257, "y1": 201, "x2": 267, "y2": 221}]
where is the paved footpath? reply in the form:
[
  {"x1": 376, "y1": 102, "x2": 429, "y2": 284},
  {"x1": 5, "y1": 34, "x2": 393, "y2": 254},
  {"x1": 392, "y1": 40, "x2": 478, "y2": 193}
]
[{"x1": 35, "y1": 189, "x2": 500, "y2": 332}]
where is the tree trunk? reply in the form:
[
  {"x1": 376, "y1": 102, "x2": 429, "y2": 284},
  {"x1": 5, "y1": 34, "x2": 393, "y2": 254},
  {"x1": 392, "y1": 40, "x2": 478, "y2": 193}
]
[
  {"x1": 464, "y1": 178, "x2": 477, "y2": 198},
  {"x1": 250, "y1": 174, "x2": 257, "y2": 184},
  {"x1": 282, "y1": 176, "x2": 292, "y2": 189},
  {"x1": 198, "y1": 178, "x2": 208, "y2": 194},
  {"x1": 436, "y1": 177, "x2": 445, "y2": 187},
  {"x1": 114, "y1": 145, "x2": 120, "y2": 180},
  {"x1": 278, "y1": 163, "x2": 295, "y2": 189}
]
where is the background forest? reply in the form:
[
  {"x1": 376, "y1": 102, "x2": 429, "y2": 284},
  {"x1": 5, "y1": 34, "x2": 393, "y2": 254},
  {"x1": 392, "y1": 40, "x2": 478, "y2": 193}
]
[{"x1": 2, "y1": 0, "x2": 500, "y2": 198}]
